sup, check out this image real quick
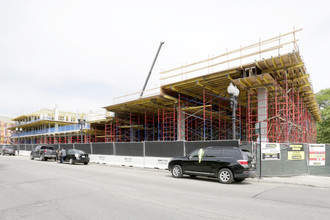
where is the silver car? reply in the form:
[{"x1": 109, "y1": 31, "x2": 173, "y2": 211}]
[{"x1": 1, "y1": 145, "x2": 16, "y2": 156}]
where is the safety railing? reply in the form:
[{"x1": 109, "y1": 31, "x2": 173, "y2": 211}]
[
  {"x1": 11, "y1": 124, "x2": 90, "y2": 137},
  {"x1": 160, "y1": 28, "x2": 302, "y2": 85}
]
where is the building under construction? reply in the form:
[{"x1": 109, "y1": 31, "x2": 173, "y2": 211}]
[
  {"x1": 90, "y1": 29, "x2": 320, "y2": 144},
  {"x1": 10, "y1": 107, "x2": 89, "y2": 144}
]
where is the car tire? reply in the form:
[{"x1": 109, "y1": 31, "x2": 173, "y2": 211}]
[
  {"x1": 45, "y1": 158, "x2": 48, "y2": 161},
  {"x1": 218, "y1": 168, "x2": 234, "y2": 184},
  {"x1": 30, "y1": 155, "x2": 34, "y2": 160},
  {"x1": 84, "y1": 162, "x2": 88, "y2": 165},
  {"x1": 171, "y1": 165, "x2": 183, "y2": 178},
  {"x1": 234, "y1": 178, "x2": 245, "y2": 183},
  {"x1": 40, "y1": 154, "x2": 45, "y2": 161},
  {"x1": 69, "y1": 158, "x2": 74, "y2": 165}
]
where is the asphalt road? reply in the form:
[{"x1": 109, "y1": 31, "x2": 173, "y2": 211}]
[{"x1": 1, "y1": 155, "x2": 330, "y2": 220}]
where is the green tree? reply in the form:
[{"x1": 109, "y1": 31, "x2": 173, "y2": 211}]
[{"x1": 316, "y1": 88, "x2": 330, "y2": 143}]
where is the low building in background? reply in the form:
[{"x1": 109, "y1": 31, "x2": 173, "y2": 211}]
[
  {"x1": 9, "y1": 106, "x2": 90, "y2": 144},
  {"x1": 0, "y1": 116, "x2": 14, "y2": 144}
]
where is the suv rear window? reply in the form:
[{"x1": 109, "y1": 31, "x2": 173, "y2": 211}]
[
  {"x1": 40, "y1": 146, "x2": 54, "y2": 150},
  {"x1": 4, "y1": 146, "x2": 14, "y2": 150}
]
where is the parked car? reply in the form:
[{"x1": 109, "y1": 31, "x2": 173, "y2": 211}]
[
  {"x1": 58, "y1": 149, "x2": 89, "y2": 165},
  {"x1": 168, "y1": 146, "x2": 252, "y2": 184},
  {"x1": 30, "y1": 145, "x2": 57, "y2": 161},
  {"x1": 1, "y1": 145, "x2": 16, "y2": 156}
]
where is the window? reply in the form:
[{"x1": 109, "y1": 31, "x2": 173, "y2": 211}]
[
  {"x1": 205, "y1": 149, "x2": 217, "y2": 157},
  {"x1": 188, "y1": 149, "x2": 199, "y2": 158}
]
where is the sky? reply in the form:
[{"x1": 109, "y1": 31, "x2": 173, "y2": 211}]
[{"x1": 1, "y1": 0, "x2": 330, "y2": 117}]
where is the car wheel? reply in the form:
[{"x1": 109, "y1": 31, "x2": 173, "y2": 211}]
[
  {"x1": 84, "y1": 162, "x2": 88, "y2": 165},
  {"x1": 171, "y1": 165, "x2": 183, "y2": 178},
  {"x1": 234, "y1": 178, "x2": 245, "y2": 183},
  {"x1": 218, "y1": 168, "x2": 234, "y2": 184},
  {"x1": 40, "y1": 154, "x2": 45, "y2": 161},
  {"x1": 69, "y1": 158, "x2": 74, "y2": 165},
  {"x1": 45, "y1": 158, "x2": 48, "y2": 161},
  {"x1": 30, "y1": 155, "x2": 34, "y2": 160}
]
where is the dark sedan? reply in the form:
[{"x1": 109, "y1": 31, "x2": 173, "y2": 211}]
[
  {"x1": 59, "y1": 149, "x2": 90, "y2": 165},
  {"x1": 1, "y1": 145, "x2": 16, "y2": 156}
]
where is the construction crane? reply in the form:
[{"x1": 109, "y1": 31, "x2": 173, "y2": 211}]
[{"x1": 140, "y1": 41, "x2": 165, "y2": 98}]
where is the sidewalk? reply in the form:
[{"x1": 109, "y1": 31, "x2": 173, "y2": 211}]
[{"x1": 247, "y1": 175, "x2": 330, "y2": 188}]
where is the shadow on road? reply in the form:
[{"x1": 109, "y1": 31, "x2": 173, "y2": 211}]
[{"x1": 165, "y1": 174, "x2": 253, "y2": 185}]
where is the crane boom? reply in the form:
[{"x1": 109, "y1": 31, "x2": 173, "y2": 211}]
[{"x1": 140, "y1": 41, "x2": 165, "y2": 98}]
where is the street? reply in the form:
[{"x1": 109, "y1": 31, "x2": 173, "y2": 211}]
[{"x1": 1, "y1": 155, "x2": 330, "y2": 220}]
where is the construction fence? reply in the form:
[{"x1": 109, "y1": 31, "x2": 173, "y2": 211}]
[
  {"x1": 250, "y1": 143, "x2": 330, "y2": 176},
  {"x1": 4, "y1": 141, "x2": 330, "y2": 176}
]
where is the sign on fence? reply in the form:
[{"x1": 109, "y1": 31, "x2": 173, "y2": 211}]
[
  {"x1": 309, "y1": 144, "x2": 326, "y2": 166},
  {"x1": 288, "y1": 144, "x2": 305, "y2": 160},
  {"x1": 261, "y1": 143, "x2": 281, "y2": 160}
]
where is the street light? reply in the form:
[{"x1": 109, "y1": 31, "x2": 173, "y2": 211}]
[
  {"x1": 15, "y1": 127, "x2": 23, "y2": 144},
  {"x1": 227, "y1": 82, "x2": 240, "y2": 140},
  {"x1": 15, "y1": 127, "x2": 23, "y2": 155},
  {"x1": 78, "y1": 119, "x2": 86, "y2": 143}
]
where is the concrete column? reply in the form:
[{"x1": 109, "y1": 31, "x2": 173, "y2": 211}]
[
  {"x1": 54, "y1": 104, "x2": 59, "y2": 121},
  {"x1": 257, "y1": 88, "x2": 268, "y2": 142},
  {"x1": 177, "y1": 110, "x2": 185, "y2": 141}
]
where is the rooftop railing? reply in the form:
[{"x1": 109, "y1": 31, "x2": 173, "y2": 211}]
[{"x1": 11, "y1": 124, "x2": 90, "y2": 138}]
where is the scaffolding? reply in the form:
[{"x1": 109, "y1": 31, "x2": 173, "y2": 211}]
[{"x1": 92, "y1": 28, "x2": 320, "y2": 144}]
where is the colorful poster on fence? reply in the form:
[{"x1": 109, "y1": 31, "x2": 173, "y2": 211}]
[
  {"x1": 288, "y1": 144, "x2": 305, "y2": 160},
  {"x1": 309, "y1": 144, "x2": 326, "y2": 166},
  {"x1": 261, "y1": 143, "x2": 281, "y2": 160}
]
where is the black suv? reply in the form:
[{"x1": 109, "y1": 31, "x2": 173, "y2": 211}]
[{"x1": 168, "y1": 146, "x2": 252, "y2": 184}]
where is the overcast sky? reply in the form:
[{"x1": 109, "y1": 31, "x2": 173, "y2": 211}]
[{"x1": 1, "y1": 0, "x2": 330, "y2": 117}]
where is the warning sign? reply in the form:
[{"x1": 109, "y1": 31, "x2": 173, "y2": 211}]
[
  {"x1": 309, "y1": 144, "x2": 326, "y2": 166},
  {"x1": 261, "y1": 143, "x2": 281, "y2": 160},
  {"x1": 288, "y1": 144, "x2": 305, "y2": 160}
]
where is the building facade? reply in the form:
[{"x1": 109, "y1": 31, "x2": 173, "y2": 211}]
[{"x1": 10, "y1": 107, "x2": 90, "y2": 144}]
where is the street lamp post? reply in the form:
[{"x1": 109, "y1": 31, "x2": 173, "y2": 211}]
[
  {"x1": 227, "y1": 82, "x2": 240, "y2": 140},
  {"x1": 78, "y1": 119, "x2": 86, "y2": 143},
  {"x1": 15, "y1": 127, "x2": 23, "y2": 155}
]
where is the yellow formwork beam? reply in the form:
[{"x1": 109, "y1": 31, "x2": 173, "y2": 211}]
[
  {"x1": 271, "y1": 56, "x2": 277, "y2": 68},
  {"x1": 196, "y1": 81, "x2": 221, "y2": 94},
  {"x1": 238, "y1": 78, "x2": 248, "y2": 88},
  {"x1": 262, "y1": 76, "x2": 275, "y2": 90},
  {"x1": 243, "y1": 78, "x2": 253, "y2": 87},
  {"x1": 279, "y1": 55, "x2": 284, "y2": 67},
  {"x1": 255, "y1": 61, "x2": 262, "y2": 70},
  {"x1": 262, "y1": 62, "x2": 304, "y2": 74},
  {"x1": 181, "y1": 105, "x2": 211, "y2": 111},
  {"x1": 263, "y1": 59, "x2": 270, "y2": 70}
]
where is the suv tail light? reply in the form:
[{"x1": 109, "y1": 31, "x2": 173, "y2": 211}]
[
  {"x1": 237, "y1": 160, "x2": 248, "y2": 168},
  {"x1": 44, "y1": 150, "x2": 47, "y2": 153}
]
